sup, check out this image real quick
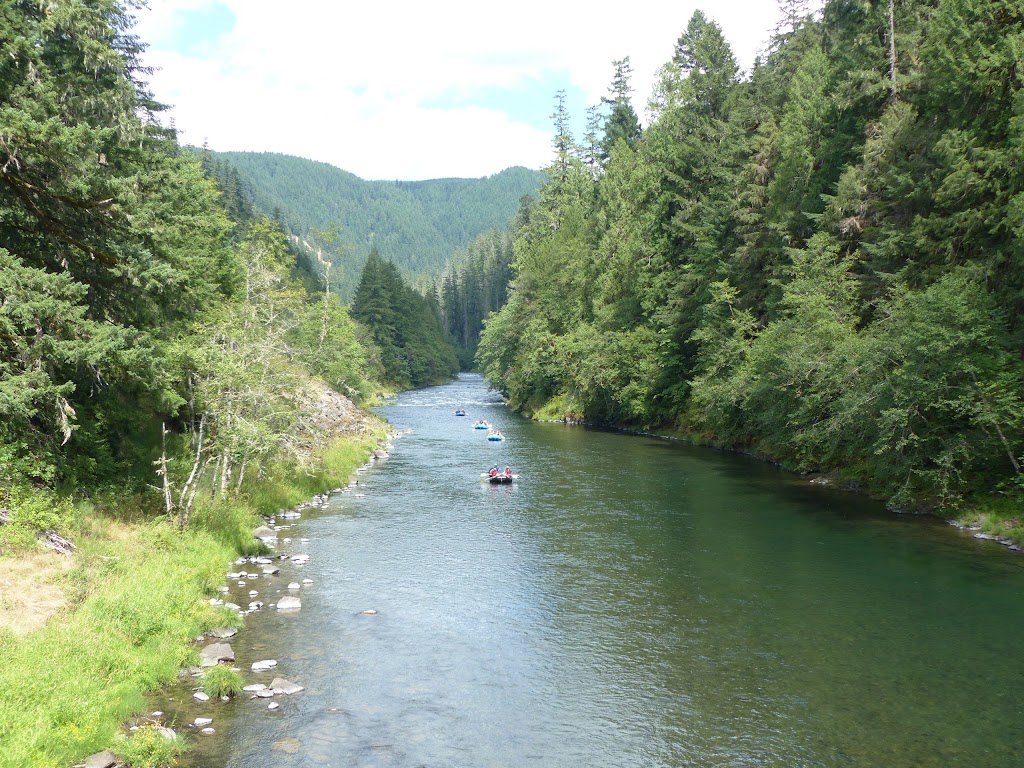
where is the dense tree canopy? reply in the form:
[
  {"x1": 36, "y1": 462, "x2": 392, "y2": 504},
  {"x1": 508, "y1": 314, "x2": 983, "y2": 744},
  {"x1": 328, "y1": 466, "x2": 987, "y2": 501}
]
[
  {"x1": 0, "y1": 1, "x2": 379, "y2": 507},
  {"x1": 352, "y1": 249, "x2": 459, "y2": 388},
  {"x1": 204, "y1": 152, "x2": 544, "y2": 298},
  {"x1": 479, "y1": 1, "x2": 1024, "y2": 512}
]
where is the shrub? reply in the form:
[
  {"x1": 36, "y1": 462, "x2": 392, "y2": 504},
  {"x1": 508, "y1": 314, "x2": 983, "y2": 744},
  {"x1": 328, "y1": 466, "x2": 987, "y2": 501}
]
[
  {"x1": 113, "y1": 724, "x2": 185, "y2": 768},
  {"x1": 199, "y1": 664, "x2": 243, "y2": 698}
]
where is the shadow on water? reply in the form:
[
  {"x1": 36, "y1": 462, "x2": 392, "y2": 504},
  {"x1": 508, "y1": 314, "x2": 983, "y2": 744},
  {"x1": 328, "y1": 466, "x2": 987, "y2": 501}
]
[{"x1": 166, "y1": 374, "x2": 1024, "y2": 768}]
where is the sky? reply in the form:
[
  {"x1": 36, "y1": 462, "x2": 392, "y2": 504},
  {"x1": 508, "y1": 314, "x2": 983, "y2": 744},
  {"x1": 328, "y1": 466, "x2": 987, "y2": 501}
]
[{"x1": 134, "y1": 0, "x2": 787, "y2": 181}]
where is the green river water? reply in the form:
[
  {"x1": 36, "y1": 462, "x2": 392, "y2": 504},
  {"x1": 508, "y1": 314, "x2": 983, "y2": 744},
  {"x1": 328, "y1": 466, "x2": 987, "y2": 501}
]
[{"x1": 172, "y1": 374, "x2": 1024, "y2": 767}]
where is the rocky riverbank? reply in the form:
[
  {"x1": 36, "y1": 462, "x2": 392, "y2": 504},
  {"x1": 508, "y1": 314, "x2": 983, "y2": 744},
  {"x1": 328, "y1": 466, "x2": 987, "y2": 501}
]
[{"x1": 74, "y1": 431, "x2": 400, "y2": 768}]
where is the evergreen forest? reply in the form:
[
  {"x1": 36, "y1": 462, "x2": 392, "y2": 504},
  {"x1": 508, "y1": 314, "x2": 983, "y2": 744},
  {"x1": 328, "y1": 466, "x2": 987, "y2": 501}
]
[
  {"x1": 1, "y1": 1, "x2": 1023, "y2": 763},
  {"x1": 0, "y1": 1, "x2": 459, "y2": 512},
  {"x1": 477, "y1": 1, "x2": 1024, "y2": 517},
  {"x1": 202, "y1": 151, "x2": 543, "y2": 297}
]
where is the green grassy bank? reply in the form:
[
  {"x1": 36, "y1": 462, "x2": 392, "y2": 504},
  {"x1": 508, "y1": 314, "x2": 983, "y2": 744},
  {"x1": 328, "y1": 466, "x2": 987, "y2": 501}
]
[{"x1": 0, "y1": 429, "x2": 385, "y2": 768}]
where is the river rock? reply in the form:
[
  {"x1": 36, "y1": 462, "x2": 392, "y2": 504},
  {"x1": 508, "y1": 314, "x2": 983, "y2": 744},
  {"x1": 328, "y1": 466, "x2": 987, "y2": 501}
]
[
  {"x1": 243, "y1": 683, "x2": 267, "y2": 692},
  {"x1": 84, "y1": 750, "x2": 118, "y2": 768},
  {"x1": 208, "y1": 627, "x2": 238, "y2": 639},
  {"x1": 268, "y1": 702, "x2": 280, "y2": 710},
  {"x1": 199, "y1": 642, "x2": 235, "y2": 667},
  {"x1": 193, "y1": 691, "x2": 210, "y2": 702},
  {"x1": 302, "y1": 578, "x2": 314, "y2": 584},
  {"x1": 252, "y1": 659, "x2": 278, "y2": 671},
  {"x1": 358, "y1": 609, "x2": 378, "y2": 616},
  {"x1": 253, "y1": 526, "x2": 277, "y2": 541},
  {"x1": 257, "y1": 689, "x2": 275, "y2": 698},
  {"x1": 288, "y1": 582, "x2": 300, "y2": 590},
  {"x1": 270, "y1": 677, "x2": 304, "y2": 695},
  {"x1": 201, "y1": 727, "x2": 215, "y2": 735},
  {"x1": 262, "y1": 566, "x2": 280, "y2": 575},
  {"x1": 194, "y1": 717, "x2": 213, "y2": 727},
  {"x1": 272, "y1": 737, "x2": 301, "y2": 754},
  {"x1": 277, "y1": 595, "x2": 301, "y2": 610}
]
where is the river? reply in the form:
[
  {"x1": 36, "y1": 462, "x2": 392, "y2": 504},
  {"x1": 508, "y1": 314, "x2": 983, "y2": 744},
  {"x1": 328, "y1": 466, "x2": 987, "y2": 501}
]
[{"x1": 172, "y1": 374, "x2": 1024, "y2": 767}]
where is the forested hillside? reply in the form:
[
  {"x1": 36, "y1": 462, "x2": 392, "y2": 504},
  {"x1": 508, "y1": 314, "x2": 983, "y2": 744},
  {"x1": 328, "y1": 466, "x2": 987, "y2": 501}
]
[
  {"x1": 440, "y1": 227, "x2": 518, "y2": 368},
  {"x1": 0, "y1": 1, "x2": 390, "y2": 512},
  {"x1": 352, "y1": 249, "x2": 460, "y2": 388},
  {"x1": 478, "y1": 1, "x2": 1024, "y2": 520},
  {"x1": 206, "y1": 151, "x2": 544, "y2": 297}
]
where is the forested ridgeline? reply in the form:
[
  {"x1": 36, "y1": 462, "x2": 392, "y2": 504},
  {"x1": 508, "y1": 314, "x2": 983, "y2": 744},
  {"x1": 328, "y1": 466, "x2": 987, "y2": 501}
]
[
  {"x1": 478, "y1": 1, "x2": 1024, "y2": 519},
  {"x1": 203, "y1": 150, "x2": 544, "y2": 298}
]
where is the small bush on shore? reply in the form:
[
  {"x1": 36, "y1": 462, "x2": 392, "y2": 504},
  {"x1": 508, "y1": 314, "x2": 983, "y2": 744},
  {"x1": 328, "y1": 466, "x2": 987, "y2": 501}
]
[
  {"x1": 0, "y1": 485, "x2": 78, "y2": 554},
  {"x1": 200, "y1": 664, "x2": 243, "y2": 698},
  {"x1": 114, "y1": 723, "x2": 185, "y2": 768}
]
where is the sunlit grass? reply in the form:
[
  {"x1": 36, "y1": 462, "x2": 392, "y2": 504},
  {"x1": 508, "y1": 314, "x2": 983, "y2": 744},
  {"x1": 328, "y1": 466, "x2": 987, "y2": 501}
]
[
  {"x1": 0, "y1": 429, "x2": 385, "y2": 767},
  {"x1": 113, "y1": 723, "x2": 186, "y2": 768},
  {"x1": 199, "y1": 664, "x2": 244, "y2": 698},
  {"x1": 0, "y1": 522, "x2": 236, "y2": 768}
]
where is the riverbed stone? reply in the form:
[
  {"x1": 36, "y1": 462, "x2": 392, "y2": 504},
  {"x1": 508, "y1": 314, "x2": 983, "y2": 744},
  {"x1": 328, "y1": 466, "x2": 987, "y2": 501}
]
[
  {"x1": 277, "y1": 595, "x2": 301, "y2": 610},
  {"x1": 201, "y1": 727, "x2": 215, "y2": 735},
  {"x1": 252, "y1": 659, "x2": 278, "y2": 671},
  {"x1": 358, "y1": 609, "x2": 378, "y2": 616},
  {"x1": 208, "y1": 627, "x2": 237, "y2": 639},
  {"x1": 243, "y1": 683, "x2": 267, "y2": 692},
  {"x1": 199, "y1": 642, "x2": 235, "y2": 667},
  {"x1": 272, "y1": 737, "x2": 301, "y2": 754},
  {"x1": 193, "y1": 691, "x2": 210, "y2": 702},
  {"x1": 288, "y1": 582, "x2": 300, "y2": 590},
  {"x1": 270, "y1": 677, "x2": 304, "y2": 695},
  {"x1": 262, "y1": 565, "x2": 280, "y2": 575},
  {"x1": 83, "y1": 750, "x2": 118, "y2": 768},
  {"x1": 194, "y1": 717, "x2": 213, "y2": 727},
  {"x1": 268, "y1": 701, "x2": 280, "y2": 710},
  {"x1": 253, "y1": 526, "x2": 277, "y2": 541}
]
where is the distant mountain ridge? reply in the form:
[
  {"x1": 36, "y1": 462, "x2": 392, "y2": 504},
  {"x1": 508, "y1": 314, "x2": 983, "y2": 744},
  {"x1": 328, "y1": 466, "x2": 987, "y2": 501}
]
[{"x1": 209, "y1": 151, "x2": 545, "y2": 297}]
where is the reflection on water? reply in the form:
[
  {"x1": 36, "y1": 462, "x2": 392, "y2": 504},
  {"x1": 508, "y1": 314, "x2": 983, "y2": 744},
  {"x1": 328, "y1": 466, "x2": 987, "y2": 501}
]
[{"x1": 171, "y1": 374, "x2": 1024, "y2": 768}]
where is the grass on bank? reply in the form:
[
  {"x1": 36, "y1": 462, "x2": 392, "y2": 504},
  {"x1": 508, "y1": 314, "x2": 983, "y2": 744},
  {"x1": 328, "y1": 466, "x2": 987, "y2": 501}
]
[
  {"x1": 0, "y1": 429, "x2": 385, "y2": 768},
  {"x1": 199, "y1": 664, "x2": 244, "y2": 698},
  {"x1": 0, "y1": 519, "x2": 235, "y2": 768}
]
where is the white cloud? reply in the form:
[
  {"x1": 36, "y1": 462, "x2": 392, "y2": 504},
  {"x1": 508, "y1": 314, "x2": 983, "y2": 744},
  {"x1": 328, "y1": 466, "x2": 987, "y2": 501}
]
[{"x1": 136, "y1": 0, "x2": 785, "y2": 180}]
